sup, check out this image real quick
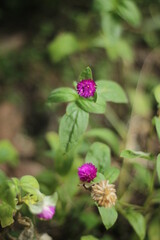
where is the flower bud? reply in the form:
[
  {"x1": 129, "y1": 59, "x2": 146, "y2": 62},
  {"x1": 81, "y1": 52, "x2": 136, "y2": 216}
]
[
  {"x1": 78, "y1": 163, "x2": 97, "y2": 182},
  {"x1": 37, "y1": 206, "x2": 55, "y2": 220},
  {"x1": 91, "y1": 180, "x2": 117, "y2": 208},
  {"x1": 77, "y1": 79, "x2": 96, "y2": 98}
]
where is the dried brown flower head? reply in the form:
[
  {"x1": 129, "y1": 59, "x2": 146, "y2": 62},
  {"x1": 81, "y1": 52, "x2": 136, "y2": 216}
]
[{"x1": 91, "y1": 180, "x2": 117, "y2": 208}]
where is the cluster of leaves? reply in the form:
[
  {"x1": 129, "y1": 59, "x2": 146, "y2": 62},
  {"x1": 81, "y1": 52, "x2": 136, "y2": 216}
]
[
  {"x1": 0, "y1": 143, "x2": 58, "y2": 228},
  {"x1": 46, "y1": 66, "x2": 160, "y2": 240},
  {"x1": 48, "y1": 0, "x2": 142, "y2": 62}
]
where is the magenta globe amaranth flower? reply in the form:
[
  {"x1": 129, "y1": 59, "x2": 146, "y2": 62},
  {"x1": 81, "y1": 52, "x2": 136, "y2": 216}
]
[
  {"x1": 78, "y1": 163, "x2": 97, "y2": 182},
  {"x1": 77, "y1": 79, "x2": 96, "y2": 98},
  {"x1": 37, "y1": 206, "x2": 56, "y2": 220}
]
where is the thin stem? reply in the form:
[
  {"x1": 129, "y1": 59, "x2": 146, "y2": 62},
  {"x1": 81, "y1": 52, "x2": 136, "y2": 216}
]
[
  {"x1": 118, "y1": 200, "x2": 143, "y2": 210},
  {"x1": 104, "y1": 105, "x2": 127, "y2": 139}
]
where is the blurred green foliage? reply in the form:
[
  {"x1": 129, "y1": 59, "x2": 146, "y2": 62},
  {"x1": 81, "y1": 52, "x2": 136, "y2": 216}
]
[{"x1": 0, "y1": 0, "x2": 160, "y2": 239}]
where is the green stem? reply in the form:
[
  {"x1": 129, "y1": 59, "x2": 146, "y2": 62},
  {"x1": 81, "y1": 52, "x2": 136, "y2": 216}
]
[
  {"x1": 118, "y1": 200, "x2": 143, "y2": 210},
  {"x1": 104, "y1": 105, "x2": 127, "y2": 139}
]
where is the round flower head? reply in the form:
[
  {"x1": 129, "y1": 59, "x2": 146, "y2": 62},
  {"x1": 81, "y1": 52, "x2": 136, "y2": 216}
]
[
  {"x1": 37, "y1": 206, "x2": 56, "y2": 220},
  {"x1": 78, "y1": 163, "x2": 97, "y2": 182},
  {"x1": 91, "y1": 180, "x2": 117, "y2": 208},
  {"x1": 77, "y1": 79, "x2": 96, "y2": 98}
]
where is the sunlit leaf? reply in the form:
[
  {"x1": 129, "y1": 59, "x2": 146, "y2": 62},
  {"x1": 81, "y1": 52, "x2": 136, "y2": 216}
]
[{"x1": 20, "y1": 175, "x2": 40, "y2": 195}]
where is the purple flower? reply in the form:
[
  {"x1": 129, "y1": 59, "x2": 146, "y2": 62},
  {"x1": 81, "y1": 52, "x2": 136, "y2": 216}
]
[
  {"x1": 77, "y1": 79, "x2": 96, "y2": 98},
  {"x1": 78, "y1": 163, "x2": 97, "y2": 182},
  {"x1": 37, "y1": 206, "x2": 56, "y2": 220}
]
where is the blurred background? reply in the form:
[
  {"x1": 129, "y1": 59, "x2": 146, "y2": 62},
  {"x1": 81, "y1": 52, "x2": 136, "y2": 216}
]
[{"x1": 0, "y1": 0, "x2": 160, "y2": 239}]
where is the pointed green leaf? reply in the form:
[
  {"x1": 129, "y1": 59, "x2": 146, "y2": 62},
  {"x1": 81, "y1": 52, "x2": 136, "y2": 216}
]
[
  {"x1": 122, "y1": 209, "x2": 146, "y2": 240},
  {"x1": 98, "y1": 206, "x2": 118, "y2": 230},
  {"x1": 120, "y1": 149, "x2": 154, "y2": 160},
  {"x1": 96, "y1": 80, "x2": 128, "y2": 103},
  {"x1": 117, "y1": 0, "x2": 141, "y2": 27},
  {"x1": 79, "y1": 67, "x2": 93, "y2": 80},
  {"x1": 59, "y1": 103, "x2": 89, "y2": 152},
  {"x1": 85, "y1": 142, "x2": 110, "y2": 173},
  {"x1": 47, "y1": 87, "x2": 78, "y2": 104}
]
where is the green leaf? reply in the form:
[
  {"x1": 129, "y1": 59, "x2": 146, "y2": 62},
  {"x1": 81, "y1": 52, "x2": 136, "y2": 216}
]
[
  {"x1": 98, "y1": 206, "x2": 118, "y2": 230},
  {"x1": 104, "y1": 167, "x2": 120, "y2": 183},
  {"x1": 133, "y1": 163, "x2": 152, "y2": 189},
  {"x1": 96, "y1": 80, "x2": 128, "y2": 103},
  {"x1": 0, "y1": 140, "x2": 19, "y2": 166},
  {"x1": 154, "y1": 117, "x2": 160, "y2": 141},
  {"x1": 117, "y1": 0, "x2": 141, "y2": 27},
  {"x1": 93, "y1": 0, "x2": 117, "y2": 12},
  {"x1": 120, "y1": 149, "x2": 154, "y2": 160},
  {"x1": 85, "y1": 142, "x2": 110, "y2": 173},
  {"x1": 47, "y1": 87, "x2": 78, "y2": 104},
  {"x1": 20, "y1": 175, "x2": 40, "y2": 195},
  {"x1": 153, "y1": 84, "x2": 160, "y2": 104},
  {"x1": 122, "y1": 209, "x2": 146, "y2": 240},
  {"x1": 93, "y1": 172, "x2": 106, "y2": 183},
  {"x1": 0, "y1": 203, "x2": 14, "y2": 228},
  {"x1": 59, "y1": 103, "x2": 89, "y2": 152},
  {"x1": 148, "y1": 216, "x2": 160, "y2": 240},
  {"x1": 81, "y1": 236, "x2": 99, "y2": 240},
  {"x1": 77, "y1": 96, "x2": 106, "y2": 114},
  {"x1": 85, "y1": 128, "x2": 120, "y2": 154},
  {"x1": 45, "y1": 131, "x2": 59, "y2": 150},
  {"x1": 54, "y1": 150, "x2": 74, "y2": 175},
  {"x1": 0, "y1": 177, "x2": 17, "y2": 208},
  {"x1": 156, "y1": 154, "x2": 160, "y2": 183},
  {"x1": 48, "y1": 33, "x2": 79, "y2": 62},
  {"x1": 79, "y1": 66, "x2": 93, "y2": 80}
]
